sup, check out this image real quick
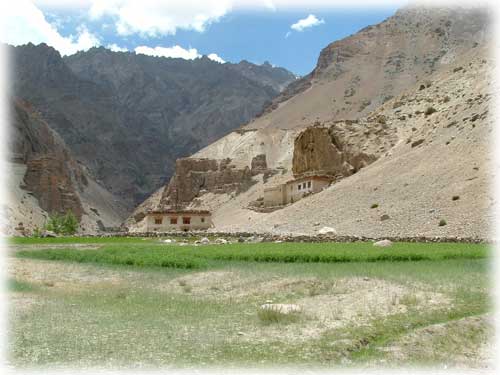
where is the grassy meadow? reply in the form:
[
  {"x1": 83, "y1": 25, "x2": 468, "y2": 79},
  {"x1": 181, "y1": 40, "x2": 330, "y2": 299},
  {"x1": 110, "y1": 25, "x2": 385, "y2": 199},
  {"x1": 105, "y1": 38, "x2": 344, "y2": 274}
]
[{"x1": 6, "y1": 236, "x2": 493, "y2": 369}]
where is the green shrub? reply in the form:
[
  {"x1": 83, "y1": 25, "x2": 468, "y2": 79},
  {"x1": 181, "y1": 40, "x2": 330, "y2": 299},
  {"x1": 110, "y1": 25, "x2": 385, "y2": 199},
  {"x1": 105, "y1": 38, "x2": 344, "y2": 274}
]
[
  {"x1": 45, "y1": 211, "x2": 79, "y2": 235},
  {"x1": 32, "y1": 227, "x2": 42, "y2": 238},
  {"x1": 439, "y1": 219, "x2": 447, "y2": 227},
  {"x1": 370, "y1": 203, "x2": 379, "y2": 209}
]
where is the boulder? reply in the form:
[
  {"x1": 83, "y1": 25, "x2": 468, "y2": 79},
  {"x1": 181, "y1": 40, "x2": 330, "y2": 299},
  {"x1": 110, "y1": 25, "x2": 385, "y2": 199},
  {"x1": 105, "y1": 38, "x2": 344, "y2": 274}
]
[
  {"x1": 200, "y1": 237, "x2": 210, "y2": 244},
  {"x1": 41, "y1": 230, "x2": 57, "y2": 238},
  {"x1": 373, "y1": 239, "x2": 393, "y2": 247},
  {"x1": 318, "y1": 226, "x2": 337, "y2": 235}
]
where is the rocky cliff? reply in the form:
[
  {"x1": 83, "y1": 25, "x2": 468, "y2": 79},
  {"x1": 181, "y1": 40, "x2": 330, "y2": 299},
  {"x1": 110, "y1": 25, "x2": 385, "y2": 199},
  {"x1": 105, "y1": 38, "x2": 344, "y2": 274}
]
[
  {"x1": 292, "y1": 118, "x2": 397, "y2": 178},
  {"x1": 160, "y1": 158, "x2": 254, "y2": 208},
  {"x1": 9, "y1": 44, "x2": 296, "y2": 209},
  {"x1": 5, "y1": 99, "x2": 127, "y2": 235}
]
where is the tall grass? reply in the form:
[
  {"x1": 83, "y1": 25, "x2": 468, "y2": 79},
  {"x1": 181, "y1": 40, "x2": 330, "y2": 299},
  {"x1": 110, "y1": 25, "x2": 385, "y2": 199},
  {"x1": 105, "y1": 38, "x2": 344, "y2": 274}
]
[{"x1": 15, "y1": 242, "x2": 490, "y2": 270}]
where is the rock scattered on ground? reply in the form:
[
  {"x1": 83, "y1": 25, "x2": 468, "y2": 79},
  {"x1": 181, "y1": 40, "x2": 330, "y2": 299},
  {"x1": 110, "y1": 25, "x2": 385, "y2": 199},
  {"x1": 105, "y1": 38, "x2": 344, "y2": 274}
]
[{"x1": 373, "y1": 239, "x2": 393, "y2": 247}]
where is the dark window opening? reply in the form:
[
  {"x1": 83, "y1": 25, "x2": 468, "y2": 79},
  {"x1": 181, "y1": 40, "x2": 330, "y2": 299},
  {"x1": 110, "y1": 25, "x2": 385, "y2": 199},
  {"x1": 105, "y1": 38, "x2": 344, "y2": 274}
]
[
  {"x1": 154, "y1": 218, "x2": 163, "y2": 225},
  {"x1": 170, "y1": 217, "x2": 177, "y2": 224},
  {"x1": 183, "y1": 217, "x2": 191, "y2": 225}
]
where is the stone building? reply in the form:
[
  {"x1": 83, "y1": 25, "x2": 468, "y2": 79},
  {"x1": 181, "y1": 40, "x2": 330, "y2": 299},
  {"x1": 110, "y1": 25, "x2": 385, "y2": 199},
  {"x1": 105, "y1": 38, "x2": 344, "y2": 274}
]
[
  {"x1": 143, "y1": 209, "x2": 212, "y2": 232},
  {"x1": 263, "y1": 175, "x2": 332, "y2": 207}
]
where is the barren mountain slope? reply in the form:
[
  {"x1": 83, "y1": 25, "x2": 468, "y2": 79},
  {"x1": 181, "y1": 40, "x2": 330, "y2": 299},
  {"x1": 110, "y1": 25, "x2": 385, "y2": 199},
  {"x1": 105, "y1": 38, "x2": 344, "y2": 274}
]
[
  {"x1": 191, "y1": 6, "x2": 488, "y2": 170},
  {"x1": 250, "y1": 6, "x2": 489, "y2": 130},
  {"x1": 4, "y1": 100, "x2": 127, "y2": 235},
  {"x1": 210, "y1": 47, "x2": 493, "y2": 238}
]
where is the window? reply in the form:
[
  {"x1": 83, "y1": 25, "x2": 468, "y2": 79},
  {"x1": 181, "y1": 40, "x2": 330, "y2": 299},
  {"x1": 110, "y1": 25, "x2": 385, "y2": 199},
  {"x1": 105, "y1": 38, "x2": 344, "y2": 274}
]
[
  {"x1": 201, "y1": 217, "x2": 205, "y2": 223},
  {"x1": 170, "y1": 217, "x2": 177, "y2": 224},
  {"x1": 183, "y1": 217, "x2": 191, "y2": 225},
  {"x1": 298, "y1": 184, "x2": 301, "y2": 190},
  {"x1": 308, "y1": 181, "x2": 312, "y2": 188},
  {"x1": 154, "y1": 218, "x2": 162, "y2": 225}
]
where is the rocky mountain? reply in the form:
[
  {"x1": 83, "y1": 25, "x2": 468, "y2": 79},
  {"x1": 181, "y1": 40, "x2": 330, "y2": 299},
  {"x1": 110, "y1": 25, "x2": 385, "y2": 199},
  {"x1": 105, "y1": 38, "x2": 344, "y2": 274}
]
[
  {"x1": 228, "y1": 60, "x2": 298, "y2": 92},
  {"x1": 254, "y1": 6, "x2": 489, "y2": 128},
  {"x1": 9, "y1": 44, "x2": 296, "y2": 210},
  {"x1": 129, "y1": 6, "x2": 492, "y2": 239},
  {"x1": 5, "y1": 99, "x2": 127, "y2": 235}
]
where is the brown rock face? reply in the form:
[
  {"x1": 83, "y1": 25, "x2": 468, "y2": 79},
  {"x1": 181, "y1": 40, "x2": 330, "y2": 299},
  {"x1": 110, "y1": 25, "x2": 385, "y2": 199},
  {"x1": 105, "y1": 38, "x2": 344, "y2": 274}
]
[
  {"x1": 292, "y1": 120, "x2": 397, "y2": 179},
  {"x1": 23, "y1": 155, "x2": 84, "y2": 219},
  {"x1": 160, "y1": 158, "x2": 254, "y2": 208},
  {"x1": 11, "y1": 99, "x2": 86, "y2": 219},
  {"x1": 251, "y1": 154, "x2": 268, "y2": 175}
]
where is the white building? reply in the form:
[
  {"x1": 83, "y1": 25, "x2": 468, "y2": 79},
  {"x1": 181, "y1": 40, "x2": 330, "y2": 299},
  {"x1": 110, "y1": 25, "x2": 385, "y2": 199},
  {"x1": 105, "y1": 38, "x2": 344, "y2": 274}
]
[
  {"x1": 263, "y1": 175, "x2": 332, "y2": 207},
  {"x1": 143, "y1": 210, "x2": 212, "y2": 232}
]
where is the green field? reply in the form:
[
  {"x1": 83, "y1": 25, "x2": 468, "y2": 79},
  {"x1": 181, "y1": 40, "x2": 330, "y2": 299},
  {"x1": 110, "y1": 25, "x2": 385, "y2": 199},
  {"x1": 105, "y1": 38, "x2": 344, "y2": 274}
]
[{"x1": 7, "y1": 237, "x2": 494, "y2": 369}]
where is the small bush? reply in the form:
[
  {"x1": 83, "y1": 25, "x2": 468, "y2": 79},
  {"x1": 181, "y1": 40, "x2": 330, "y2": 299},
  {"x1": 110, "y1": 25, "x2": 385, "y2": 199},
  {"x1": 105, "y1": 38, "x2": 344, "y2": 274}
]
[
  {"x1": 439, "y1": 219, "x2": 447, "y2": 227},
  {"x1": 257, "y1": 308, "x2": 301, "y2": 325},
  {"x1": 370, "y1": 203, "x2": 379, "y2": 209},
  {"x1": 452, "y1": 195, "x2": 460, "y2": 201},
  {"x1": 32, "y1": 227, "x2": 42, "y2": 238},
  {"x1": 45, "y1": 211, "x2": 79, "y2": 235}
]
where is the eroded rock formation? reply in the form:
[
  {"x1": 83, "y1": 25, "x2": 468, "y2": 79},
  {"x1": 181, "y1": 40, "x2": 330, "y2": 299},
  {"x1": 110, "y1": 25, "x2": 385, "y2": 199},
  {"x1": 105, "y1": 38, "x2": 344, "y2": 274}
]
[
  {"x1": 159, "y1": 158, "x2": 254, "y2": 208},
  {"x1": 292, "y1": 119, "x2": 397, "y2": 179},
  {"x1": 11, "y1": 100, "x2": 86, "y2": 219}
]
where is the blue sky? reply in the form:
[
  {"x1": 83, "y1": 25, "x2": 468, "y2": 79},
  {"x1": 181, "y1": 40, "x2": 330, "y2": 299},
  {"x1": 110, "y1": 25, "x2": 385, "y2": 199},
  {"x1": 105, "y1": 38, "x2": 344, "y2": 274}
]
[{"x1": 2, "y1": 1, "x2": 400, "y2": 76}]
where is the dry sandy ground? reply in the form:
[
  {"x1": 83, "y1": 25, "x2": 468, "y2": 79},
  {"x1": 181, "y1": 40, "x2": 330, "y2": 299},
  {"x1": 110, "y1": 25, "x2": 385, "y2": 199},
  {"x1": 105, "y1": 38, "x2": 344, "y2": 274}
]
[
  {"x1": 8, "y1": 258, "x2": 484, "y2": 346},
  {"x1": 7, "y1": 257, "x2": 494, "y2": 369}
]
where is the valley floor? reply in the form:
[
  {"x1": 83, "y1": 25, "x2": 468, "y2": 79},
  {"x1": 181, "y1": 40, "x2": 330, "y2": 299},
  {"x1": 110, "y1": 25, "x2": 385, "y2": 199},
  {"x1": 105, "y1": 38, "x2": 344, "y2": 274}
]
[{"x1": 5, "y1": 237, "x2": 494, "y2": 371}]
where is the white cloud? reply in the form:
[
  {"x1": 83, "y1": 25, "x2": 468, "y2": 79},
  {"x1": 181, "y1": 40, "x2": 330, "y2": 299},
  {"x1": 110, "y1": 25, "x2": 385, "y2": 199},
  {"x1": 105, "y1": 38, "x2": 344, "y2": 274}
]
[
  {"x1": 107, "y1": 43, "x2": 128, "y2": 52},
  {"x1": 135, "y1": 45, "x2": 201, "y2": 60},
  {"x1": 207, "y1": 53, "x2": 225, "y2": 64},
  {"x1": 290, "y1": 14, "x2": 324, "y2": 32},
  {"x1": 135, "y1": 45, "x2": 225, "y2": 63},
  {"x1": 89, "y1": 0, "x2": 233, "y2": 37},
  {"x1": 0, "y1": 0, "x2": 100, "y2": 55}
]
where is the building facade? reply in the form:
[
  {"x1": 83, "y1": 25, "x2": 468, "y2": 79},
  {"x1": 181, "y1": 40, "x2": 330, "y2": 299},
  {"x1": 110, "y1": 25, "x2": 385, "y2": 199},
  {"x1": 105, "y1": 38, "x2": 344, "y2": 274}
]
[
  {"x1": 263, "y1": 175, "x2": 332, "y2": 207},
  {"x1": 143, "y1": 210, "x2": 212, "y2": 232}
]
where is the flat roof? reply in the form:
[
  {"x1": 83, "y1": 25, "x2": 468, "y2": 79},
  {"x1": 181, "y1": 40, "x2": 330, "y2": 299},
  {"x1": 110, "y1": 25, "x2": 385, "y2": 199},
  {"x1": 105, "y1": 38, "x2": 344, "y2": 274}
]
[
  {"x1": 148, "y1": 210, "x2": 211, "y2": 215},
  {"x1": 286, "y1": 175, "x2": 334, "y2": 184}
]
